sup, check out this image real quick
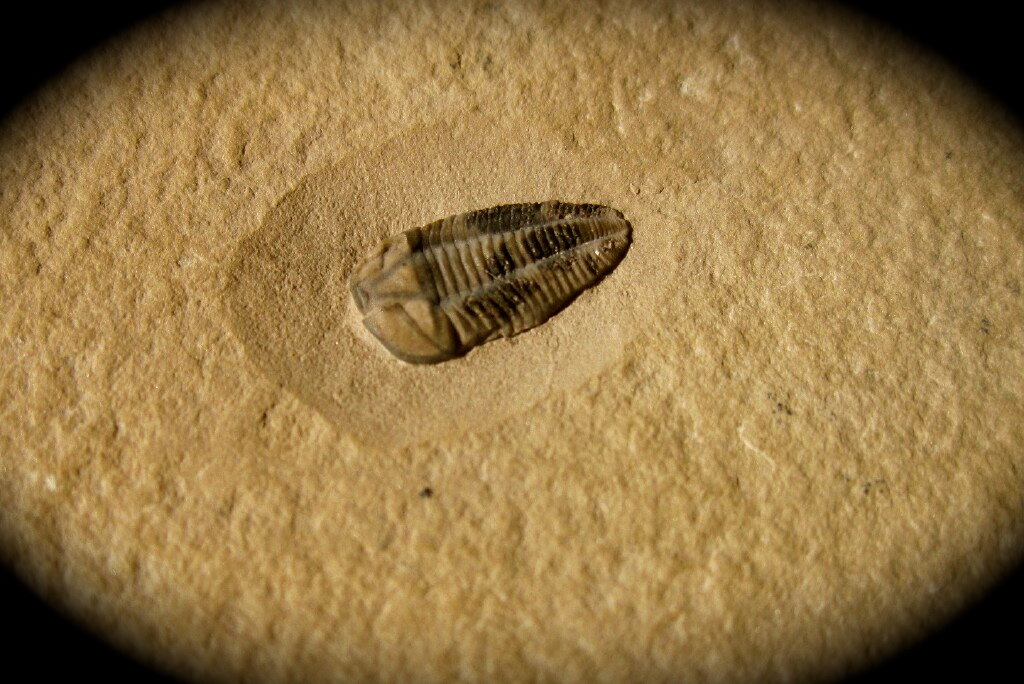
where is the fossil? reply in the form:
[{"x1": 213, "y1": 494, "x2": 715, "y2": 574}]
[{"x1": 350, "y1": 201, "x2": 632, "y2": 363}]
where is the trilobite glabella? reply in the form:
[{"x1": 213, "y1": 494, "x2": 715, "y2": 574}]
[{"x1": 350, "y1": 201, "x2": 632, "y2": 364}]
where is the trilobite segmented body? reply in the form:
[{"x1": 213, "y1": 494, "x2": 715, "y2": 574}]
[{"x1": 350, "y1": 201, "x2": 632, "y2": 364}]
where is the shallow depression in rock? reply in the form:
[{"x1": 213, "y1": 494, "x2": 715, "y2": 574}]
[{"x1": 225, "y1": 115, "x2": 677, "y2": 448}]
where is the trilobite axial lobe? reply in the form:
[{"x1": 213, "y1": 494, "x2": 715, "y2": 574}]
[{"x1": 350, "y1": 201, "x2": 632, "y2": 363}]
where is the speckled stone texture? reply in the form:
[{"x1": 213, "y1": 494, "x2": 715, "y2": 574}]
[{"x1": 1, "y1": 1, "x2": 1022, "y2": 682}]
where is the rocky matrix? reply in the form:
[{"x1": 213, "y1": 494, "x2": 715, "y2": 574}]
[{"x1": 1, "y1": 1, "x2": 1023, "y2": 683}]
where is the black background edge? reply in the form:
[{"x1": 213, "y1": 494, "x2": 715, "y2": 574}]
[{"x1": 1, "y1": 2, "x2": 1020, "y2": 682}]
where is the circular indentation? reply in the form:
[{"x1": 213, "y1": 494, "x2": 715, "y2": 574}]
[{"x1": 225, "y1": 115, "x2": 677, "y2": 448}]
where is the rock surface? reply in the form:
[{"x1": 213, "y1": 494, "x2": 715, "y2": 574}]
[{"x1": 1, "y1": 1, "x2": 1022, "y2": 682}]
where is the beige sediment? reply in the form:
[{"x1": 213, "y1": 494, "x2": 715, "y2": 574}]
[{"x1": 1, "y1": 1, "x2": 1023, "y2": 682}]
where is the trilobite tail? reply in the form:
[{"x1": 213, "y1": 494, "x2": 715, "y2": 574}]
[{"x1": 350, "y1": 230, "x2": 460, "y2": 363}]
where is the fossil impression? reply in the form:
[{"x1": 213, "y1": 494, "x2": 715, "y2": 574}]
[{"x1": 350, "y1": 201, "x2": 632, "y2": 363}]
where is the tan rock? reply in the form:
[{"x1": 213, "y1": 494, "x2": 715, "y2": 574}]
[{"x1": 1, "y1": 1, "x2": 1022, "y2": 682}]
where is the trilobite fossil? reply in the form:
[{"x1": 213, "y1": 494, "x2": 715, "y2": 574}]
[{"x1": 350, "y1": 201, "x2": 632, "y2": 363}]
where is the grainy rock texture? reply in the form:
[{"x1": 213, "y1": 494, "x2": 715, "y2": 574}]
[{"x1": 1, "y1": 1, "x2": 1022, "y2": 683}]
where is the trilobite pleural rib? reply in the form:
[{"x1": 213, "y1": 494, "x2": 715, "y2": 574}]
[{"x1": 350, "y1": 201, "x2": 632, "y2": 363}]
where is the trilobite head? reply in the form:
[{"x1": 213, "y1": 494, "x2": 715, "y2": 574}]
[
  {"x1": 350, "y1": 231, "x2": 462, "y2": 363},
  {"x1": 351, "y1": 201, "x2": 632, "y2": 364}
]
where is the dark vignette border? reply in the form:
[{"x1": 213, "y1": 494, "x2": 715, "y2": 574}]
[{"x1": 1, "y1": 2, "x2": 1021, "y2": 683}]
